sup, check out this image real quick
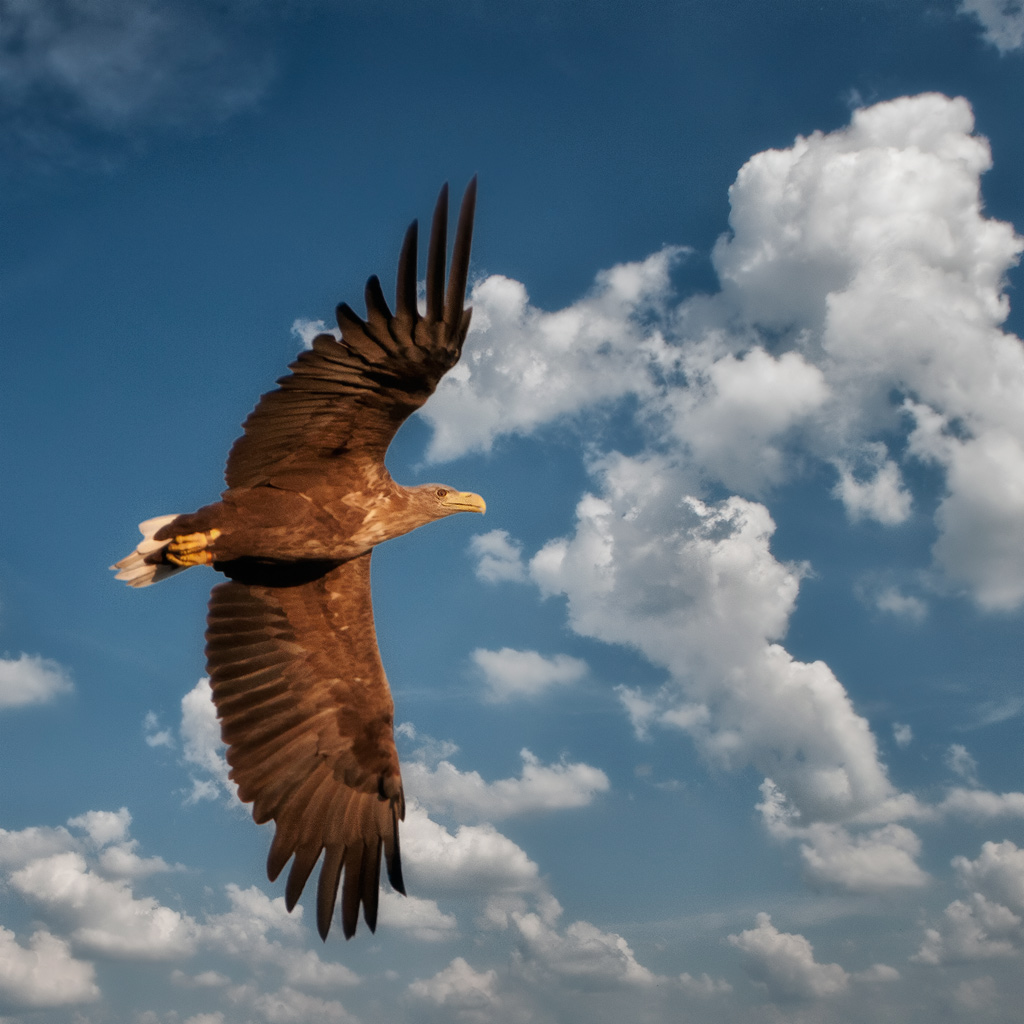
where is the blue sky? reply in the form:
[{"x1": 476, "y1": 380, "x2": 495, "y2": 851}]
[{"x1": 2, "y1": 1, "x2": 1024, "y2": 1021}]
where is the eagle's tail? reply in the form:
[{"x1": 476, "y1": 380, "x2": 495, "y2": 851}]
[{"x1": 111, "y1": 515, "x2": 187, "y2": 588}]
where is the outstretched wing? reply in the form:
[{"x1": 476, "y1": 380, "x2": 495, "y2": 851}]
[
  {"x1": 224, "y1": 179, "x2": 477, "y2": 489},
  {"x1": 205, "y1": 553, "x2": 405, "y2": 940}
]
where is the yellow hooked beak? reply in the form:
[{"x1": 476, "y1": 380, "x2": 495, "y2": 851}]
[{"x1": 443, "y1": 491, "x2": 487, "y2": 514}]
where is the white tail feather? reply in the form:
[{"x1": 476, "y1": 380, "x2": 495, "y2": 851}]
[{"x1": 111, "y1": 515, "x2": 185, "y2": 588}]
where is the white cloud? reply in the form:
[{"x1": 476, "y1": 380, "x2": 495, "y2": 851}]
[
  {"x1": 377, "y1": 890, "x2": 458, "y2": 942},
  {"x1": 875, "y1": 588, "x2": 927, "y2": 622},
  {"x1": 529, "y1": 455, "x2": 896, "y2": 826},
  {"x1": 729, "y1": 913, "x2": 849, "y2": 1000},
  {"x1": 915, "y1": 840, "x2": 1024, "y2": 965},
  {"x1": 471, "y1": 647, "x2": 587, "y2": 701},
  {"x1": 401, "y1": 800, "x2": 542, "y2": 896},
  {"x1": 758, "y1": 780, "x2": 929, "y2": 891},
  {"x1": 831, "y1": 444, "x2": 912, "y2": 526},
  {"x1": 291, "y1": 317, "x2": 334, "y2": 350},
  {"x1": 665, "y1": 345, "x2": 828, "y2": 494},
  {"x1": 66, "y1": 807, "x2": 173, "y2": 878},
  {"x1": 797, "y1": 822, "x2": 929, "y2": 892},
  {"x1": 953, "y1": 840, "x2": 1024, "y2": 914},
  {"x1": 946, "y1": 743, "x2": 981, "y2": 785},
  {"x1": 144, "y1": 710, "x2": 174, "y2": 748},
  {"x1": 511, "y1": 911, "x2": 657, "y2": 988},
  {"x1": 10, "y1": 850, "x2": 199, "y2": 959},
  {"x1": 717, "y1": 94, "x2": 1024, "y2": 608},
  {"x1": 0, "y1": 823, "x2": 76, "y2": 868},
  {"x1": 431, "y1": 94, "x2": 1024, "y2": 614},
  {"x1": 469, "y1": 530, "x2": 528, "y2": 584},
  {"x1": 930, "y1": 788, "x2": 1024, "y2": 820},
  {"x1": 913, "y1": 894, "x2": 1021, "y2": 964},
  {"x1": 179, "y1": 678, "x2": 234, "y2": 803},
  {"x1": 852, "y1": 963, "x2": 901, "y2": 984},
  {"x1": 234, "y1": 984, "x2": 359, "y2": 1024},
  {"x1": 421, "y1": 249, "x2": 683, "y2": 461},
  {"x1": 406, "y1": 749, "x2": 609, "y2": 821},
  {"x1": 959, "y1": 0, "x2": 1024, "y2": 52},
  {"x1": 409, "y1": 956, "x2": 499, "y2": 1010},
  {"x1": 0, "y1": 652, "x2": 73, "y2": 708},
  {"x1": 893, "y1": 723, "x2": 913, "y2": 747},
  {"x1": 279, "y1": 949, "x2": 359, "y2": 990},
  {"x1": 953, "y1": 974, "x2": 1000, "y2": 1013},
  {"x1": 67, "y1": 807, "x2": 132, "y2": 847},
  {"x1": 200, "y1": 883, "x2": 303, "y2": 957},
  {"x1": 0, "y1": 926, "x2": 99, "y2": 1008},
  {"x1": 677, "y1": 972, "x2": 733, "y2": 997}
]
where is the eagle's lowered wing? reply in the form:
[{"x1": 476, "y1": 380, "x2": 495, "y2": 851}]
[{"x1": 205, "y1": 552, "x2": 404, "y2": 940}]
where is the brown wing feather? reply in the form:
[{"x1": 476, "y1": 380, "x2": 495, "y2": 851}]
[
  {"x1": 224, "y1": 178, "x2": 477, "y2": 489},
  {"x1": 205, "y1": 552, "x2": 405, "y2": 940}
]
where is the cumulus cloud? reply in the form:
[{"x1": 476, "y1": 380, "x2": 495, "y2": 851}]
[
  {"x1": 10, "y1": 850, "x2": 199, "y2": 959},
  {"x1": 665, "y1": 345, "x2": 828, "y2": 494},
  {"x1": 729, "y1": 913, "x2": 849, "y2": 1000},
  {"x1": 713, "y1": 94, "x2": 1024, "y2": 607},
  {"x1": 511, "y1": 912, "x2": 657, "y2": 989},
  {"x1": 421, "y1": 249, "x2": 684, "y2": 461},
  {"x1": 797, "y1": 822, "x2": 929, "y2": 891},
  {"x1": 471, "y1": 647, "x2": 587, "y2": 701},
  {"x1": 405, "y1": 749, "x2": 609, "y2": 822},
  {"x1": 67, "y1": 808, "x2": 131, "y2": 847},
  {"x1": 229, "y1": 984, "x2": 359, "y2": 1024},
  {"x1": 68, "y1": 807, "x2": 173, "y2": 878},
  {"x1": 0, "y1": 926, "x2": 99, "y2": 1008},
  {"x1": 954, "y1": 840, "x2": 1024, "y2": 912},
  {"x1": 0, "y1": 652, "x2": 73, "y2": 708},
  {"x1": 529, "y1": 455, "x2": 895, "y2": 826},
  {"x1": 0, "y1": 813, "x2": 189, "y2": 962},
  {"x1": 400, "y1": 800, "x2": 543, "y2": 896},
  {"x1": 758, "y1": 780, "x2": 929, "y2": 891},
  {"x1": 431, "y1": 93, "x2": 1024, "y2": 613},
  {"x1": 409, "y1": 956, "x2": 499, "y2": 1011},
  {"x1": 377, "y1": 890, "x2": 458, "y2": 942},
  {"x1": 0, "y1": 810, "x2": 362, "y2": 1005},
  {"x1": 914, "y1": 894, "x2": 1021, "y2": 964},
  {"x1": 915, "y1": 839, "x2": 1024, "y2": 965},
  {"x1": 831, "y1": 445, "x2": 912, "y2": 526},
  {"x1": 929, "y1": 788, "x2": 1024, "y2": 820},
  {"x1": 416, "y1": 97, "x2": 1024, "y2": 932}
]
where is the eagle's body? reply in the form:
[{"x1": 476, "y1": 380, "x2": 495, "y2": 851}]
[{"x1": 113, "y1": 181, "x2": 482, "y2": 940}]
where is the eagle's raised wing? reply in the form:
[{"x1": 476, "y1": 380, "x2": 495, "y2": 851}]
[
  {"x1": 205, "y1": 552, "x2": 404, "y2": 940},
  {"x1": 224, "y1": 179, "x2": 476, "y2": 490}
]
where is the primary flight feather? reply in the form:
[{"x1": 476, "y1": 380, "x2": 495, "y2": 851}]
[{"x1": 113, "y1": 180, "x2": 483, "y2": 940}]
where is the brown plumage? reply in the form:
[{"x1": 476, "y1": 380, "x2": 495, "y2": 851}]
[{"x1": 112, "y1": 181, "x2": 484, "y2": 940}]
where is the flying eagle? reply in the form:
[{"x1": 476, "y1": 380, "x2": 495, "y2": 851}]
[{"x1": 112, "y1": 181, "x2": 483, "y2": 940}]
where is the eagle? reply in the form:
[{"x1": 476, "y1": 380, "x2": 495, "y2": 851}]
[{"x1": 112, "y1": 181, "x2": 483, "y2": 940}]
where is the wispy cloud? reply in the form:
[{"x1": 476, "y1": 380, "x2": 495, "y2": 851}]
[{"x1": 0, "y1": 0, "x2": 276, "y2": 159}]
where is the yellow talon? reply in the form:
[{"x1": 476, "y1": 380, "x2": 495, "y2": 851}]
[{"x1": 166, "y1": 529, "x2": 221, "y2": 567}]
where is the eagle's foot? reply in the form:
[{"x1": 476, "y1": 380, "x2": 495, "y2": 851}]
[{"x1": 165, "y1": 529, "x2": 221, "y2": 567}]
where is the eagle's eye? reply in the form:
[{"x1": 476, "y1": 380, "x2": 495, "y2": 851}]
[{"x1": 435, "y1": 488, "x2": 448, "y2": 499}]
